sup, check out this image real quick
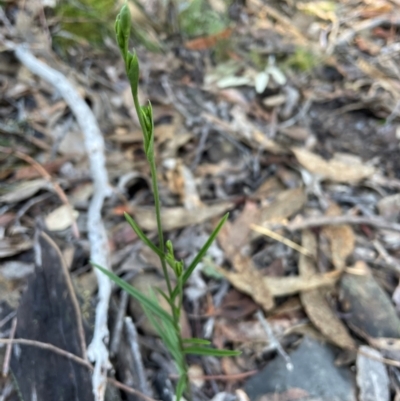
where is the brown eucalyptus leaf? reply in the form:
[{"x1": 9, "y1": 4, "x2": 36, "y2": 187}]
[
  {"x1": 299, "y1": 230, "x2": 355, "y2": 349},
  {"x1": 321, "y1": 204, "x2": 355, "y2": 271},
  {"x1": 266, "y1": 272, "x2": 340, "y2": 297},
  {"x1": 219, "y1": 254, "x2": 274, "y2": 312},
  {"x1": 292, "y1": 147, "x2": 375, "y2": 183}
]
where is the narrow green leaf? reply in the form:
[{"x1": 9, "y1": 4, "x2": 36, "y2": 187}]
[
  {"x1": 182, "y1": 338, "x2": 211, "y2": 346},
  {"x1": 172, "y1": 213, "x2": 229, "y2": 299},
  {"x1": 183, "y1": 346, "x2": 241, "y2": 357},
  {"x1": 141, "y1": 102, "x2": 154, "y2": 159},
  {"x1": 154, "y1": 288, "x2": 172, "y2": 306},
  {"x1": 92, "y1": 263, "x2": 174, "y2": 324},
  {"x1": 115, "y1": 3, "x2": 131, "y2": 56},
  {"x1": 126, "y1": 51, "x2": 139, "y2": 97},
  {"x1": 143, "y1": 305, "x2": 181, "y2": 362},
  {"x1": 175, "y1": 376, "x2": 187, "y2": 401},
  {"x1": 123, "y1": 212, "x2": 164, "y2": 259}
]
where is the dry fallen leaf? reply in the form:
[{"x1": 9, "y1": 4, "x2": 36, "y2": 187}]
[
  {"x1": 222, "y1": 254, "x2": 275, "y2": 311},
  {"x1": 266, "y1": 272, "x2": 340, "y2": 297},
  {"x1": 218, "y1": 203, "x2": 275, "y2": 311},
  {"x1": 0, "y1": 236, "x2": 32, "y2": 258},
  {"x1": 219, "y1": 201, "x2": 259, "y2": 256},
  {"x1": 377, "y1": 193, "x2": 400, "y2": 220},
  {"x1": 299, "y1": 230, "x2": 355, "y2": 349},
  {"x1": 45, "y1": 205, "x2": 79, "y2": 231},
  {"x1": 188, "y1": 364, "x2": 205, "y2": 388},
  {"x1": 321, "y1": 204, "x2": 355, "y2": 271},
  {"x1": 260, "y1": 187, "x2": 307, "y2": 224},
  {"x1": 164, "y1": 159, "x2": 203, "y2": 209},
  {"x1": 292, "y1": 147, "x2": 375, "y2": 183},
  {"x1": 132, "y1": 202, "x2": 233, "y2": 231},
  {"x1": 0, "y1": 179, "x2": 50, "y2": 203}
]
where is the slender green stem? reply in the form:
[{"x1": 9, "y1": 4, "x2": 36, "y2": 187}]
[
  {"x1": 132, "y1": 89, "x2": 173, "y2": 298},
  {"x1": 149, "y1": 158, "x2": 173, "y2": 297},
  {"x1": 149, "y1": 144, "x2": 191, "y2": 401},
  {"x1": 133, "y1": 92, "x2": 146, "y2": 136}
]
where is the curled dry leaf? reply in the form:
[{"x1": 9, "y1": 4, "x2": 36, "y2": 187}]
[
  {"x1": 292, "y1": 147, "x2": 375, "y2": 183},
  {"x1": 164, "y1": 159, "x2": 203, "y2": 209},
  {"x1": 377, "y1": 193, "x2": 400, "y2": 220},
  {"x1": 221, "y1": 254, "x2": 275, "y2": 311},
  {"x1": 45, "y1": 205, "x2": 79, "y2": 231},
  {"x1": 217, "y1": 202, "x2": 274, "y2": 311},
  {"x1": 299, "y1": 230, "x2": 355, "y2": 349},
  {"x1": 321, "y1": 204, "x2": 355, "y2": 271}
]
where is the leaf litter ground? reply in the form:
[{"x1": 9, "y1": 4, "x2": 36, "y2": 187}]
[{"x1": 1, "y1": 0, "x2": 400, "y2": 400}]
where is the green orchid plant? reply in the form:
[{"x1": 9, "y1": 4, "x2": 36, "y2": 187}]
[{"x1": 93, "y1": 4, "x2": 240, "y2": 400}]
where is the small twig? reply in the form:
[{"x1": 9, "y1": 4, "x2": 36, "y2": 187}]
[
  {"x1": 250, "y1": 224, "x2": 313, "y2": 257},
  {"x1": 14, "y1": 193, "x2": 52, "y2": 223},
  {"x1": 2, "y1": 317, "x2": 17, "y2": 377},
  {"x1": 191, "y1": 124, "x2": 210, "y2": 171},
  {"x1": 0, "y1": 311, "x2": 16, "y2": 330},
  {"x1": 287, "y1": 215, "x2": 400, "y2": 233},
  {"x1": 0, "y1": 338, "x2": 90, "y2": 370},
  {"x1": 256, "y1": 310, "x2": 293, "y2": 371},
  {"x1": 0, "y1": 146, "x2": 80, "y2": 238},
  {"x1": 110, "y1": 291, "x2": 129, "y2": 357},
  {"x1": 124, "y1": 317, "x2": 152, "y2": 397},
  {"x1": 0, "y1": 338, "x2": 158, "y2": 401},
  {"x1": 336, "y1": 15, "x2": 400, "y2": 46},
  {"x1": 203, "y1": 280, "x2": 229, "y2": 338},
  {"x1": 373, "y1": 239, "x2": 400, "y2": 274},
  {"x1": 279, "y1": 98, "x2": 313, "y2": 129},
  {"x1": 169, "y1": 370, "x2": 257, "y2": 381}
]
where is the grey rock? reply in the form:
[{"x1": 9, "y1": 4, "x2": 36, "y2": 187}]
[{"x1": 245, "y1": 337, "x2": 356, "y2": 401}]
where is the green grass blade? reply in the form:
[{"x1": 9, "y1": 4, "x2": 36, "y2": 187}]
[
  {"x1": 124, "y1": 212, "x2": 164, "y2": 259},
  {"x1": 175, "y1": 376, "x2": 187, "y2": 401},
  {"x1": 172, "y1": 213, "x2": 229, "y2": 299},
  {"x1": 92, "y1": 263, "x2": 174, "y2": 324},
  {"x1": 183, "y1": 346, "x2": 241, "y2": 357},
  {"x1": 182, "y1": 338, "x2": 212, "y2": 346}
]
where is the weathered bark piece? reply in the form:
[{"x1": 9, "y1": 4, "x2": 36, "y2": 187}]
[{"x1": 11, "y1": 232, "x2": 93, "y2": 401}]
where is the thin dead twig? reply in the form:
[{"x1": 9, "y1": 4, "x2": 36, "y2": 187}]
[
  {"x1": 11, "y1": 44, "x2": 112, "y2": 401},
  {"x1": 2, "y1": 317, "x2": 17, "y2": 377},
  {"x1": 110, "y1": 290, "x2": 129, "y2": 357},
  {"x1": 256, "y1": 310, "x2": 293, "y2": 371},
  {"x1": 169, "y1": 370, "x2": 257, "y2": 381},
  {"x1": 124, "y1": 317, "x2": 152, "y2": 397},
  {"x1": 336, "y1": 14, "x2": 400, "y2": 46},
  {"x1": 250, "y1": 224, "x2": 313, "y2": 257},
  {"x1": 287, "y1": 215, "x2": 400, "y2": 233}
]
